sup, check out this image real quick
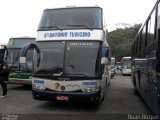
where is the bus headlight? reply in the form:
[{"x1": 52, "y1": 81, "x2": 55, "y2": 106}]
[
  {"x1": 81, "y1": 86, "x2": 100, "y2": 93},
  {"x1": 32, "y1": 84, "x2": 45, "y2": 90}
]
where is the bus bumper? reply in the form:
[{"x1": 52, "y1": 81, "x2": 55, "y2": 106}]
[
  {"x1": 8, "y1": 78, "x2": 32, "y2": 85},
  {"x1": 122, "y1": 69, "x2": 131, "y2": 75},
  {"x1": 32, "y1": 89, "x2": 101, "y2": 103}
]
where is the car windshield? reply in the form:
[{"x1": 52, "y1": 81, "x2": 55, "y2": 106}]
[
  {"x1": 38, "y1": 7, "x2": 102, "y2": 31},
  {"x1": 34, "y1": 41, "x2": 101, "y2": 77}
]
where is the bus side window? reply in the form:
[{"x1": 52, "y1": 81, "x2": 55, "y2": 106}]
[
  {"x1": 147, "y1": 10, "x2": 156, "y2": 46},
  {"x1": 157, "y1": 3, "x2": 160, "y2": 73},
  {"x1": 157, "y1": 29, "x2": 160, "y2": 72},
  {"x1": 141, "y1": 25, "x2": 147, "y2": 50}
]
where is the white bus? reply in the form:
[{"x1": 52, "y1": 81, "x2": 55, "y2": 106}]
[
  {"x1": 111, "y1": 57, "x2": 116, "y2": 78},
  {"x1": 19, "y1": 6, "x2": 111, "y2": 104},
  {"x1": 121, "y1": 56, "x2": 131, "y2": 75}
]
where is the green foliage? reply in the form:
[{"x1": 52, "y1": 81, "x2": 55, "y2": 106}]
[{"x1": 107, "y1": 24, "x2": 141, "y2": 61}]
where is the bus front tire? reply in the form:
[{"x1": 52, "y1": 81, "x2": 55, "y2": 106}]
[
  {"x1": 133, "y1": 78, "x2": 138, "y2": 95},
  {"x1": 93, "y1": 97, "x2": 101, "y2": 106}
]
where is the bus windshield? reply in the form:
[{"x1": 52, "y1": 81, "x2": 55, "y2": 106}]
[
  {"x1": 34, "y1": 41, "x2": 101, "y2": 77},
  {"x1": 7, "y1": 48, "x2": 34, "y2": 71},
  {"x1": 38, "y1": 7, "x2": 102, "y2": 31},
  {"x1": 7, "y1": 49, "x2": 20, "y2": 70},
  {"x1": 65, "y1": 42, "x2": 100, "y2": 76},
  {"x1": 7, "y1": 38, "x2": 35, "y2": 71},
  {"x1": 123, "y1": 58, "x2": 131, "y2": 69},
  {"x1": 111, "y1": 58, "x2": 116, "y2": 68}
]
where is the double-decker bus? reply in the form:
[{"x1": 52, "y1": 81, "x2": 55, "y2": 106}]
[
  {"x1": 121, "y1": 57, "x2": 131, "y2": 75},
  {"x1": 6, "y1": 37, "x2": 35, "y2": 85},
  {"x1": 19, "y1": 6, "x2": 111, "y2": 104},
  {"x1": 131, "y1": 0, "x2": 160, "y2": 113}
]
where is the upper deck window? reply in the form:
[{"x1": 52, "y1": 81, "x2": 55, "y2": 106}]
[
  {"x1": 38, "y1": 7, "x2": 102, "y2": 31},
  {"x1": 158, "y1": 2, "x2": 160, "y2": 17},
  {"x1": 7, "y1": 38, "x2": 35, "y2": 48}
]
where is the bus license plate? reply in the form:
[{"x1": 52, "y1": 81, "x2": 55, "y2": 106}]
[
  {"x1": 56, "y1": 96, "x2": 69, "y2": 101},
  {"x1": 16, "y1": 80, "x2": 22, "y2": 84}
]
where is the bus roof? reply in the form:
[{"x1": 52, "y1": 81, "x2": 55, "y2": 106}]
[
  {"x1": 122, "y1": 57, "x2": 131, "y2": 59},
  {"x1": 44, "y1": 6, "x2": 102, "y2": 11}
]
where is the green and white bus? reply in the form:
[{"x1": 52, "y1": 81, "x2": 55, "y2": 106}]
[{"x1": 7, "y1": 37, "x2": 35, "y2": 85}]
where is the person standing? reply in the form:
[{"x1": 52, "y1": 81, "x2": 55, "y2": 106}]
[{"x1": 0, "y1": 62, "x2": 9, "y2": 99}]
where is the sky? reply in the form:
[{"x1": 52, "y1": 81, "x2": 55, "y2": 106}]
[{"x1": 0, "y1": 0, "x2": 157, "y2": 44}]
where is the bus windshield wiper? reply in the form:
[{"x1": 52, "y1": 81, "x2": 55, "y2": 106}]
[
  {"x1": 40, "y1": 26, "x2": 63, "y2": 30},
  {"x1": 65, "y1": 73, "x2": 89, "y2": 77},
  {"x1": 35, "y1": 67, "x2": 63, "y2": 74},
  {"x1": 67, "y1": 24, "x2": 93, "y2": 30}
]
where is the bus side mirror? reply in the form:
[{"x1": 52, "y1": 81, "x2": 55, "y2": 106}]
[
  {"x1": 101, "y1": 57, "x2": 108, "y2": 65},
  {"x1": 101, "y1": 45, "x2": 109, "y2": 65}
]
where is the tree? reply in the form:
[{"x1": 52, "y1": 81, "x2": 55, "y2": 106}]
[{"x1": 107, "y1": 24, "x2": 141, "y2": 61}]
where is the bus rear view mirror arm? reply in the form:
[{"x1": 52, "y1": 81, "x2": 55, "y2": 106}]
[{"x1": 20, "y1": 43, "x2": 41, "y2": 67}]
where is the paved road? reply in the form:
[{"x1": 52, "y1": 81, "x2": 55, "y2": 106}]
[{"x1": 0, "y1": 75, "x2": 152, "y2": 119}]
